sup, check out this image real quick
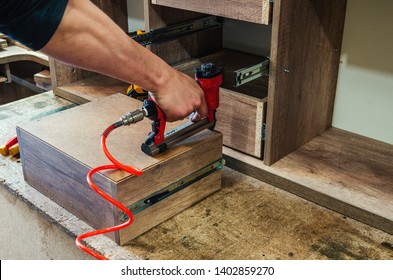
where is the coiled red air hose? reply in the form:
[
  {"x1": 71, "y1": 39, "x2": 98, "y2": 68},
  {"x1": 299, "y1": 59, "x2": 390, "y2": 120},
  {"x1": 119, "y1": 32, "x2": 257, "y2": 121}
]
[{"x1": 76, "y1": 123, "x2": 142, "y2": 260}]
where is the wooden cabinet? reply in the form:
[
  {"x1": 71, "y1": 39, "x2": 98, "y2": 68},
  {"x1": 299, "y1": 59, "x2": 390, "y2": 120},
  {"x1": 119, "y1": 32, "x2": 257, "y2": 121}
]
[
  {"x1": 143, "y1": 0, "x2": 347, "y2": 164},
  {"x1": 50, "y1": 1, "x2": 393, "y2": 235}
]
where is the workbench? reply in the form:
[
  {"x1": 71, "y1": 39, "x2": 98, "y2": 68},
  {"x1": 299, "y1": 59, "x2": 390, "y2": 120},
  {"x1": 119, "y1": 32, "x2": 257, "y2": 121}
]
[{"x1": 1, "y1": 92, "x2": 392, "y2": 260}]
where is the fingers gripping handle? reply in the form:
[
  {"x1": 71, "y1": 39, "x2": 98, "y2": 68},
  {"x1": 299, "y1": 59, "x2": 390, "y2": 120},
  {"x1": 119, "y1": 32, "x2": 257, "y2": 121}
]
[{"x1": 143, "y1": 63, "x2": 222, "y2": 147}]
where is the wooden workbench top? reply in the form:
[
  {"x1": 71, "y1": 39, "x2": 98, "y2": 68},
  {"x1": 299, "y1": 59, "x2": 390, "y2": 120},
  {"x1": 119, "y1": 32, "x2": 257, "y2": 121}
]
[{"x1": 1, "y1": 92, "x2": 392, "y2": 260}]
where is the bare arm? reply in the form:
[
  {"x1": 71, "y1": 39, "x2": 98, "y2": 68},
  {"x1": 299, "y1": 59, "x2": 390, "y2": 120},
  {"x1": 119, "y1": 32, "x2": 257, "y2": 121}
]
[{"x1": 40, "y1": 0, "x2": 207, "y2": 122}]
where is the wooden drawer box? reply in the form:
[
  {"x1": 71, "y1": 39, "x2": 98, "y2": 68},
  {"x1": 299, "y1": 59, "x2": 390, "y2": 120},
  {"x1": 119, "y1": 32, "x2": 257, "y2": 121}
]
[
  {"x1": 17, "y1": 94, "x2": 223, "y2": 245},
  {"x1": 151, "y1": 0, "x2": 273, "y2": 25}
]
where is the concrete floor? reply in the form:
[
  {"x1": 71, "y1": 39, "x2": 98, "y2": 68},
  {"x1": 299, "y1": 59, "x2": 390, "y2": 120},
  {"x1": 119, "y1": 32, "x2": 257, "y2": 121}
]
[{"x1": 0, "y1": 186, "x2": 91, "y2": 260}]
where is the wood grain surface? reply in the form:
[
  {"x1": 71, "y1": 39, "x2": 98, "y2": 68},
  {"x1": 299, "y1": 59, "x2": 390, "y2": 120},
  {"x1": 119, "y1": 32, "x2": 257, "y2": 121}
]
[
  {"x1": 126, "y1": 165, "x2": 393, "y2": 260},
  {"x1": 151, "y1": 0, "x2": 272, "y2": 25},
  {"x1": 55, "y1": 74, "x2": 129, "y2": 104},
  {"x1": 265, "y1": 0, "x2": 347, "y2": 165},
  {"x1": 215, "y1": 88, "x2": 266, "y2": 158}
]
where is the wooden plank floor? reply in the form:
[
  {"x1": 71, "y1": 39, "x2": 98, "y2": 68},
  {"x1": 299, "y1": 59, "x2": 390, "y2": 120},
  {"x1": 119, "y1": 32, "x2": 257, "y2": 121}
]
[{"x1": 1, "y1": 93, "x2": 392, "y2": 259}]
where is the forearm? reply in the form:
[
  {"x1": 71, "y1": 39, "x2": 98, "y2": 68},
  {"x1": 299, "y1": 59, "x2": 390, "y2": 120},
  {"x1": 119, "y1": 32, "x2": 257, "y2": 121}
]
[
  {"x1": 40, "y1": 0, "x2": 207, "y2": 122},
  {"x1": 41, "y1": 0, "x2": 171, "y2": 93}
]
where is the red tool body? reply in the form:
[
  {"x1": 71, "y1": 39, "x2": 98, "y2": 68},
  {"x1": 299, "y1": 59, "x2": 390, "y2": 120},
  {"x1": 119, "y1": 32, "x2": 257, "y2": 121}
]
[
  {"x1": 195, "y1": 62, "x2": 223, "y2": 123},
  {"x1": 141, "y1": 63, "x2": 223, "y2": 156}
]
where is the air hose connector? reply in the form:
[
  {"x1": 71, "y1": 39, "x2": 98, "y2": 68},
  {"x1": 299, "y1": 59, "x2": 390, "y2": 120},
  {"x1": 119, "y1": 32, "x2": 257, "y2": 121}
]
[{"x1": 120, "y1": 109, "x2": 147, "y2": 126}]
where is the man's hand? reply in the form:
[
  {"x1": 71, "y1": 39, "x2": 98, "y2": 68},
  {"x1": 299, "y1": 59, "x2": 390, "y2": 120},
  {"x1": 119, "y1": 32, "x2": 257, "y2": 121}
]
[{"x1": 148, "y1": 69, "x2": 208, "y2": 122}]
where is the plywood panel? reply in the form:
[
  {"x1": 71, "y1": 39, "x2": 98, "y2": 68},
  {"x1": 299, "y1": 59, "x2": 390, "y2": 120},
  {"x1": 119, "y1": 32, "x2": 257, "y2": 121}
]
[
  {"x1": 55, "y1": 74, "x2": 129, "y2": 104},
  {"x1": 216, "y1": 89, "x2": 265, "y2": 158}
]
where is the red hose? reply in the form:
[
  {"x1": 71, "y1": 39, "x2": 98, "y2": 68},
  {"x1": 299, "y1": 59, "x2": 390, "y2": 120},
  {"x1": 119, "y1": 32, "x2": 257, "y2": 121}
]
[{"x1": 76, "y1": 123, "x2": 143, "y2": 260}]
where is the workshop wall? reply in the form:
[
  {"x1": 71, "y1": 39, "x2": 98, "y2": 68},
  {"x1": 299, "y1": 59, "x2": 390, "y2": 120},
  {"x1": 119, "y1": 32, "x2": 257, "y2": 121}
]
[{"x1": 332, "y1": 0, "x2": 393, "y2": 145}]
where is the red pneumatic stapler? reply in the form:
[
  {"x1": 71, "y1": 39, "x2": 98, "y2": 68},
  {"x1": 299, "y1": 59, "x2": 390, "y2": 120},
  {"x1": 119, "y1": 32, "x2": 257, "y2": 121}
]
[
  {"x1": 118, "y1": 63, "x2": 223, "y2": 156},
  {"x1": 141, "y1": 62, "x2": 223, "y2": 156}
]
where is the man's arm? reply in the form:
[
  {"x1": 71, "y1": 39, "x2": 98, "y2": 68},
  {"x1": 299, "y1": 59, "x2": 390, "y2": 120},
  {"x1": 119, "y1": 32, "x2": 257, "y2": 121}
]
[{"x1": 40, "y1": 0, "x2": 207, "y2": 122}]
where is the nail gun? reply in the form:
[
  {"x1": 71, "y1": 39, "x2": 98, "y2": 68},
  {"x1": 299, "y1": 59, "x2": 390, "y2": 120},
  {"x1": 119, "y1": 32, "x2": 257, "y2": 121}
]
[{"x1": 118, "y1": 62, "x2": 222, "y2": 156}]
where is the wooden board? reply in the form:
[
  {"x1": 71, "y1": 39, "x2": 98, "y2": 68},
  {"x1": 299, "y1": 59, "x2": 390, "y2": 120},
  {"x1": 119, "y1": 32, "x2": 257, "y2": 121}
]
[
  {"x1": 265, "y1": 0, "x2": 347, "y2": 165},
  {"x1": 223, "y1": 127, "x2": 393, "y2": 235},
  {"x1": 34, "y1": 70, "x2": 52, "y2": 91},
  {"x1": 216, "y1": 89, "x2": 266, "y2": 158},
  {"x1": 151, "y1": 0, "x2": 273, "y2": 25},
  {"x1": 0, "y1": 38, "x2": 8, "y2": 49},
  {"x1": 55, "y1": 74, "x2": 129, "y2": 104},
  {"x1": 33, "y1": 70, "x2": 51, "y2": 84},
  {"x1": 17, "y1": 93, "x2": 223, "y2": 245}
]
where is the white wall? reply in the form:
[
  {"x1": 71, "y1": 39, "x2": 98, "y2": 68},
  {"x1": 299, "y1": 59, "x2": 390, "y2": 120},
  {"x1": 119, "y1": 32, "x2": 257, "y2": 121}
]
[{"x1": 332, "y1": 0, "x2": 393, "y2": 144}]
